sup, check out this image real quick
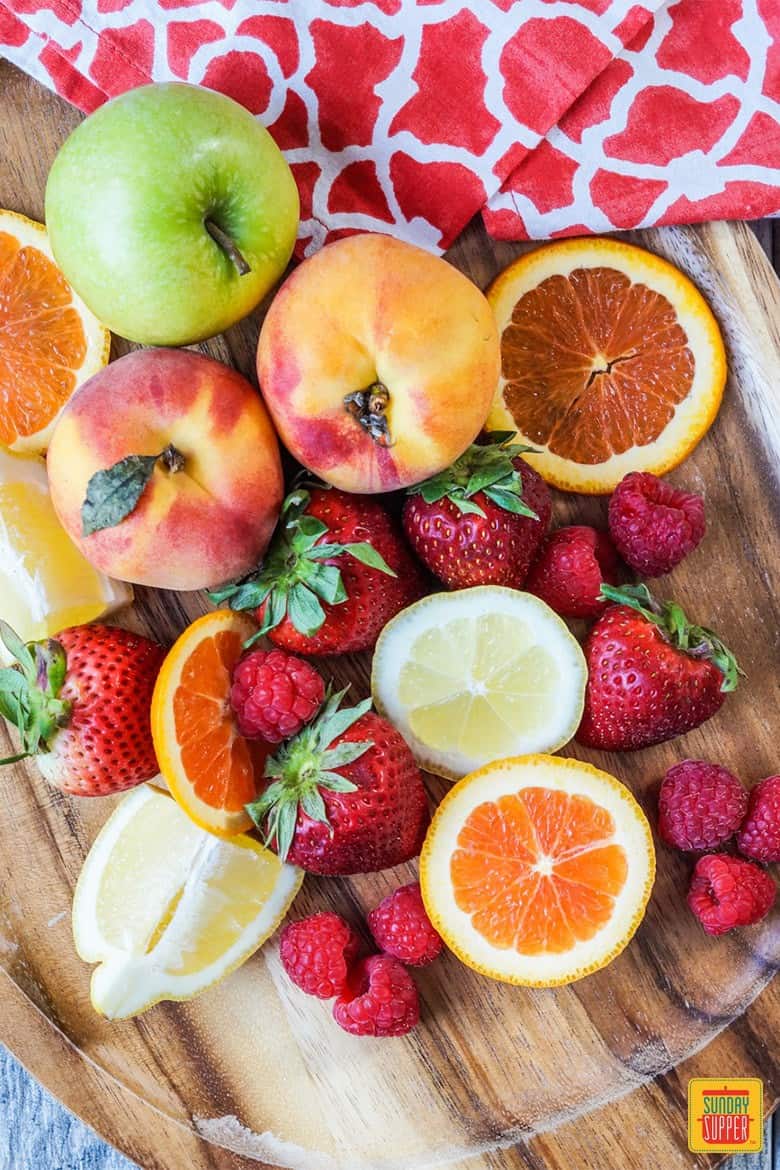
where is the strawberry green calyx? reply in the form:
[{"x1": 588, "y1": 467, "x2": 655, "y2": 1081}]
[
  {"x1": 0, "y1": 621, "x2": 71, "y2": 764},
  {"x1": 245, "y1": 688, "x2": 372, "y2": 862},
  {"x1": 408, "y1": 431, "x2": 540, "y2": 519},
  {"x1": 599, "y1": 583, "x2": 742, "y2": 693},
  {"x1": 209, "y1": 488, "x2": 396, "y2": 645}
]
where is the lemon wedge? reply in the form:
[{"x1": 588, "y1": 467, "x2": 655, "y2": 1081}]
[
  {"x1": 371, "y1": 587, "x2": 587, "y2": 780},
  {"x1": 0, "y1": 449, "x2": 131, "y2": 645},
  {"x1": 73, "y1": 784, "x2": 303, "y2": 1019}
]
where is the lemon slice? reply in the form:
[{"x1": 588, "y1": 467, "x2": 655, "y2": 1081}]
[
  {"x1": 371, "y1": 587, "x2": 587, "y2": 780},
  {"x1": 0, "y1": 449, "x2": 131, "y2": 647},
  {"x1": 73, "y1": 784, "x2": 303, "y2": 1019},
  {"x1": 420, "y1": 754, "x2": 655, "y2": 986}
]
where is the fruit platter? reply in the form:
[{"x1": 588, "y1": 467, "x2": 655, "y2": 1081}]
[{"x1": 1, "y1": 73, "x2": 779, "y2": 1170}]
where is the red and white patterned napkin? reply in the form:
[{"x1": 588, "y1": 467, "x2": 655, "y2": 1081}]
[{"x1": 2, "y1": 0, "x2": 778, "y2": 254}]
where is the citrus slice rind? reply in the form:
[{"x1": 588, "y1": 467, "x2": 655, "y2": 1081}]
[
  {"x1": 487, "y1": 237, "x2": 726, "y2": 494},
  {"x1": 420, "y1": 755, "x2": 655, "y2": 987},
  {"x1": 73, "y1": 784, "x2": 303, "y2": 1019},
  {"x1": 371, "y1": 587, "x2": 587, "y2": 781},
  {"x1": 151, "y1": 609, "x2": 263, "y2": 838},
  {"x1": 0, "y1": 209, "x2": 110, "y2": 453}
]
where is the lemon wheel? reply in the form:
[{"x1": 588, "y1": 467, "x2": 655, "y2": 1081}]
[{"x1": 371, "y1": 587, "x2": 587, "y2": 781}]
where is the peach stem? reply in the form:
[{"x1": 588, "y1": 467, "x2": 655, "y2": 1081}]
[
  {"x1": 343, "y1": 383, "x2": 393, "y2": 447},
  {"x1": 160, "y1": 443, "x2": 186, "y2": 474}
]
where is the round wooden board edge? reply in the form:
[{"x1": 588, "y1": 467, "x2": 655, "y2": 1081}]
[
  {"x1": 0, "y1": 968, "x2": 262, "y2": 1170},
  {"x1": 2, "y1": 965, "x2": 778, "y2": 1170},
  {"x1": 2, "y1": 215, "x2": 780, "y2": 1170}
]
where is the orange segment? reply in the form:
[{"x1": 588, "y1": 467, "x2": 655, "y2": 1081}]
[
  {"x1": 487, "y1": 238, "x2": 726, "y2": 493},
  {"x1": 420, "y1": 755, "x2": 655, "y2": 986},
  {"x1": 555, "y1": 845, "x2": 628, "y2": 895},
  {"x1": 173, "y1": 631, "x2": 257, "y2": 812},
  {"x1": 151, "y1": 610, "x2": 266, "y2": 837},
  {"x1": 0, "y1": 210, "x2": 109, "y2": 452}
]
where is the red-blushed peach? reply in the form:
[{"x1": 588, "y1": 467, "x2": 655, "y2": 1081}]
[
  {"x1": 46, "y1": 348, "x2": 283, "y2": 591},
  {"x1": 256, "y1": 234, "x2": 501, "y2": 493}
]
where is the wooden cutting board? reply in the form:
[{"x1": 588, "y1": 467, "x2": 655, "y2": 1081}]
[{"x1": 1, "y1": 60, "x2": 779, "y2": 1170}]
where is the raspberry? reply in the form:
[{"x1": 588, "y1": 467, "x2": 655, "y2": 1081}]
[
  {"x1": 333, "y1": 954, "x2": 419, "y2": 1037},
  {"x1": 230, "y1": 648, "x2": 325, "y2": 742},
  {"x1": 687, "y1": 854, "x2": 776, "y2": 936},
  {"x1": 279, "y1": 912, "x2": 361, "y2": 999},
  {"x1": 737, "y1": 775, "x2": 780, "y2": 862},
  {"x1": 608, "y1": 472, "x2": 705, "y2": 577},
  {"x1": 658, "y1": 760, "x2": 747, "y2": 852},
  {"x1": 367, "y1": 882, "x2": 443, "y2": 967},
  {"x1": 526, "y1": 526, "x2": 620, "y2": 619}
]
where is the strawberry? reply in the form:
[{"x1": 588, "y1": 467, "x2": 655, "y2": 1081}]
[
  {"x1": 246, "y1": 689, "x2": 429, "y2": 874},
  {"x1": 211, "y1": 486, "x2": 426, "y2": 655},
  {"x1": 0, "y1": 621, "x2": 165, "y2": 796},
  {"x1": 402, "y1": 433, "x2": 551, "y2": 589},
  {"x1": 576, "y1": 584, "x2": 741, "y2": 752}
]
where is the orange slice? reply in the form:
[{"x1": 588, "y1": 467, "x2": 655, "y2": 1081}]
[
  {"x1": 487, "y1": 238, "x2": 726, "y2": 493},
  {"x1": 0, "y1": 209, "x2": 110, "y2": 453},
  {"x1": 151, "y1": 610, "x2": 267, "y2": 837},
  {"x1": 420, "y1": 755, "x2": 655, "y2": 986}
]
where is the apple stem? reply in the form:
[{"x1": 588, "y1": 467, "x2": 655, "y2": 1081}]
[
  {"x1": 344, "y1": 383, "x2": 394, "y2": 447},
  {"x1": 205, "y1": 219, "x2": 251, "y2": 277},
  {"x1": 161, "y1": 443, "x2": 186, "y2": 473}
]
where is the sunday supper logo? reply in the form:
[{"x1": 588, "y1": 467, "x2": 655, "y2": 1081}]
[{"x1": 687, "y1": 1079, "x2": 763, "y2": 1154}]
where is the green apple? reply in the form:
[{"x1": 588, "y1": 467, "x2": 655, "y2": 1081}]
[{"x1": 45, "y1": 83, "x2": 299, "y2": 346}]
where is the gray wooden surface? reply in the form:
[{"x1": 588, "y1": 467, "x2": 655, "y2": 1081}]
[
  {"x1": 1, "y1": 218, "x2": 778, "y2": 1170},
  {"x1": 1, "y1": 1045, "x2": 133, "y2": 1170},
  {"x1": 749, "y1": 220, "x2": 780, "y2": 269}
]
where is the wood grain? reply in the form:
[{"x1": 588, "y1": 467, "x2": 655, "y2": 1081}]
[{"x1": 0, "y1": 59, "x2": 778, "y2": 1170}]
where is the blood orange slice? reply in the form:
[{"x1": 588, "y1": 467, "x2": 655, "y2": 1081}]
[
  {"x1": 151, "y1": 610, "x2": 268, "y2": 837},
  {"x1": 487, "y1": 238, "x2": 726, "y2": 493},
  {"x1": 0, "y1": 210, "x2": 109, "y2": 453},
  {"x1": 420, "y1": 755, "x2": 655, "y2": 985}
]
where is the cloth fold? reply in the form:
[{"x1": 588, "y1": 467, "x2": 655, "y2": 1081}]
[{"x1": 1, "y1": 0, "x2": 779, "y2": 254}]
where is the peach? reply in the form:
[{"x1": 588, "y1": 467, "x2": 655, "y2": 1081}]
[
  {"x1": 47, "y1": 348, "x2": 283, "y2": 591},
  {"x1": 257, "y1": 234, "x2": 500, "y2": 493}
]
